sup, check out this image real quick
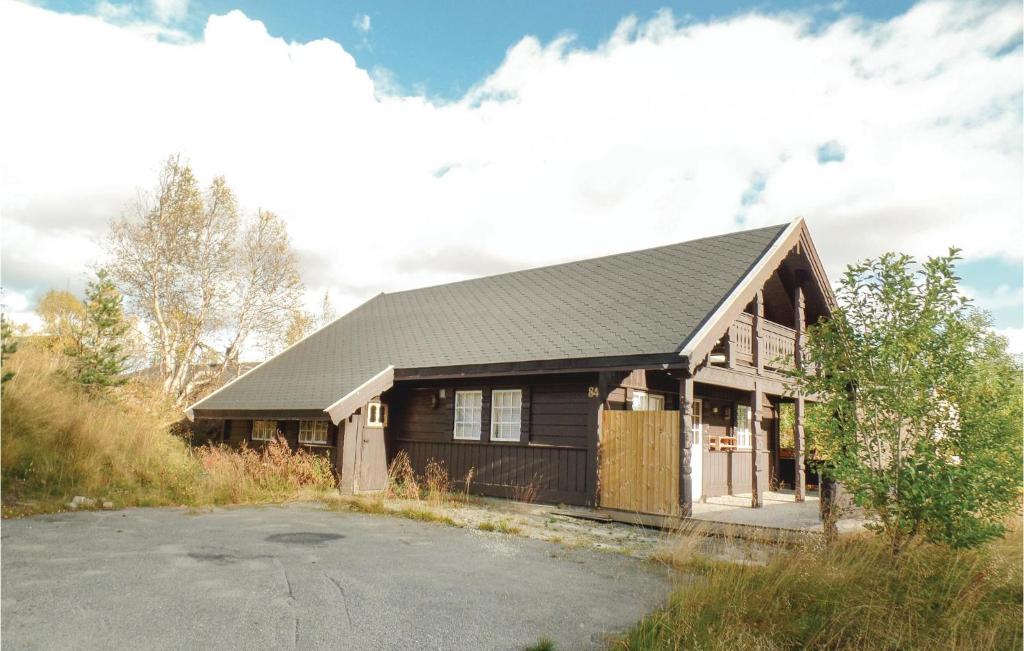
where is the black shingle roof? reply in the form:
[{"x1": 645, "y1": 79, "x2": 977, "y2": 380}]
[{"x1": 192, "y1": 223, "x2": 787, "y2": 412}]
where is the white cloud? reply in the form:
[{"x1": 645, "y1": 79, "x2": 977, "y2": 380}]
[
  {"x1": 995, "y1": 328, "x2": 1024, "y2": 356},
  {"x1": 353, "y1": 13, "x2": 371, "y2": 33},
  {"x1": 1, "y1": 1, "x2": 1021, "y2": 344},
  {"x1": 151, "y1": 0, "x2": 188, "y2": 24},
  {"x1": 95, "y1": 0, "x2": 133, "y2": 22}
]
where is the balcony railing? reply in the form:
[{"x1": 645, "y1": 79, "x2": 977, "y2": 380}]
[
  {"x1": 729, "y1": 313, "x2": 754, "y2": 365},
  {"x1": 762, "y1": 320, "x2": 797, "y2": 370},
  {"x1": 725, "y1": 314, "x2": 798, "y2": 371}
]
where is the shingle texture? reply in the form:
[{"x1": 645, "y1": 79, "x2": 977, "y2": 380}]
[{"x1": 193, "y1": 224, "x2": 787, "y2": 412}]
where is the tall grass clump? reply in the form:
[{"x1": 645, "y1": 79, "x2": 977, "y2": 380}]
[
  {"x1": 194, "y1": 438, "x2": 335, "y2": 504},
  {"x1": 1, "y1": 345, "x2": 196, "y2": 509},
  {"x1": 385, "y1": 452, "x2": 474, "y2": 507},
  {"x1": 619, "y1": 525, "x2": 1023, "y2": 650},
  {"x1": 1, "y1": 346, "x2": 334, "y2": 514}
]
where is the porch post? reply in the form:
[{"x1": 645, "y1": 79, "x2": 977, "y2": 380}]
[
  {"x1": 679, "y1": 374, "x2": 694, "y2": 517},
  {"x1": 750, "y1": 380, "x2": 766, "y2": 508},
  {"x1": 794, "y1": 396, "x2": 806, "y2": 502},
  {"x1": 753, "y1": 289, "x2": 764, "y2": 374},
  {"x1": 793, "y1": 272, "x2": 807, "y2": 501}
]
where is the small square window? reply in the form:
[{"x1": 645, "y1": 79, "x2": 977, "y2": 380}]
[
  {"x1": 252, "y1": 420, "x2": 277, "y2": 442},
  {"x1": 365, "y1": 401, "x2": 386, "y2": 428},
  {"x1": 298, "y1": 420, "x2": 329, "y2": 445}
]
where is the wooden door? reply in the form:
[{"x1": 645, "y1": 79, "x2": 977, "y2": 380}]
[
  {"x1": 599, "y1": 411, "x2": 680, "y2": 516},
  {"x1": 358, "y1": 427, "x2": 388, "y2": 491},
  {"x1": 339, "y1": 405, "x2": 389, "y2": 493}
]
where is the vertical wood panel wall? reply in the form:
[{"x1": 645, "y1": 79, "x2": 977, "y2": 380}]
[{"x1": 390, "y1": 374, "x2": 598, "y2": 506}]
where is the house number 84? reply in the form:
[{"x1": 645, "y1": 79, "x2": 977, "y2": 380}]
[{"x1": 587, "y1": 387, "x2": 600, "y2": 398}]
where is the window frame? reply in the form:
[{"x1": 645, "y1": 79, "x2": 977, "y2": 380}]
[
  {"x1": 489, "y1": 389, "x2": 523, "y2": 442},
  {"x1": 735, "y1": 404, "x2": 752, "y2": 450},
  {"x1": 365, "y1": 401, "x2": 386, "y2": 428},
  {"x1": 631, "y1": 390, "x2": 665, "y2": 411},
  {"x1": 252, "y1": 419, "x2": 277, "y2": 442},
  {"x1": 298, "y1": 420, "x2": 329, "y2": 445},
  {"x1": 692, "y1": 398, "x2": 703, "y2": 447},
  {"x1": 453, "y1": 390, "x2": 483, "y2": 441}
]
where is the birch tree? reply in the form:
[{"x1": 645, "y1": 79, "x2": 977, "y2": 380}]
[
  {"x1": 36, "y1": 290, "x2": 85, "y2": 350},
  {"x1": 108, "y1": 155, "x2": 303, "y2": 404}
]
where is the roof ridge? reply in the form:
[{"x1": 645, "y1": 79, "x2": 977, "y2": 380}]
[{"x1": 380, "y1": 222, "x2": 789, "y2": 298}]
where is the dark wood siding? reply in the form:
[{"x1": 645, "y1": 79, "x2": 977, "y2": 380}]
[
  {"x1": 400, "y1": 441, "x2": 588, "y2": 504},
  {"x1": 389, "y1": 374, "x2": 598, "y2": 506},
  {"x1": 215, "y1": 418, "x2": 339, "y2": 470}
]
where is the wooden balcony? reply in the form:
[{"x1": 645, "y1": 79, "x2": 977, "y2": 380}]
[{"x1": 724, "y1": 313, "x2": 799, "y2": 372}]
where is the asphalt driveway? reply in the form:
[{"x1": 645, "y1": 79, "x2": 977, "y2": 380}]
[{"x1": 1, "y1": 503, "x2": 672, "y2": 650}]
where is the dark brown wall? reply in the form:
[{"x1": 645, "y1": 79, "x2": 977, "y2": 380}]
[
  {"x1": 222, "y1": 418, "x2": 340, "y2": 470},
  {"x1": 389, "y1": 373, "x2": 599, "y2": 506},
  {"x1": 605, "y1": 369, "x2": 679, "y2": 411},
  {"x1": 696, "y1": 385, "x2": 776, "y2": 498}
]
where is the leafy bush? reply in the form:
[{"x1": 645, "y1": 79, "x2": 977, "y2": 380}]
[{"x1": 796, "y1": 250, "x2": 1023, "y2": 551}]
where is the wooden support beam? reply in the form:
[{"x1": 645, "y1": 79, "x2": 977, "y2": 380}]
[
  {"x1": 750, "y1": 380, "x2": 766, "y2": 508},
  {"x1": 753, "y1": 289, "x2": 764, "y2": 374},
  {"x1": 679, "y1": 375, "x2": 695, "y2": 516},
  {"x1": 771, "y1": 398, "x2": 781, "y2": 489},
  {"x1": 794, "y1": 395, "x2": 806, "y2": 502},
  {"x1": 793, "y1": 272, "x2": 807, "y2": 502},
  {"x1": 587, "y1": 371, "x2": 613, "y2": 507}
]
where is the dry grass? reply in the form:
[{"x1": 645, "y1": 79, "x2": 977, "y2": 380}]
[
  {"x1": 193, "y1": 438, "x2": 335, "y2": 505},
  {"x1": 478, "y1": 518, "x2": 522, "y2": 535},
  {"x1": 385, "y1": 452, "x2": 475, "y2": 507},
  {"x1": 321, "y1": 493, "x2": 457, "y2": 526},
  {"x1": 618, "y1": 521, "x2": 1024, "y2": 650},
  {"x1": 1, "y1": 346, "x2": 334, "y2": 516}
]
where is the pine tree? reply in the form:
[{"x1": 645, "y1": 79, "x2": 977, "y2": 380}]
[
  {"x1": 1, "y1": 315, "x2": 18, "y2": 387},
  {"x1": 70, "y1": 269, "x2": 130, "y2": 387}
]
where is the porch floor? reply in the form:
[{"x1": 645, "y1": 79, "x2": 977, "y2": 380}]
[{"x1": 691, "y1": 491, "x2": 865, "y2": 534}]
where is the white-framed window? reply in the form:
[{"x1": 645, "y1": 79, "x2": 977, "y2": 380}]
[
  {"x1": 631, "y1": 390, "x2": 665, "y2": 411},
  {"x1": 490, "y1": 389, "x2": 522, "y2": 442},
  {"x1": 735, "y1": 404, "x2": 752, "y2": 450},
  {"x1": 365, "y1": 401, "x2": 386, "y2": 428},
  {"x1": 252, "y1": 420, "x2": 277, "y2": 442},
  {"x1": 692, "y1": 398, "x2": 703, "y2": 447},
  {"x1": 298, "y1": 420, "x2": 329, "y2": 445},
  {"x1": 453, "y1": 390, "x2": 483, "y2": 440}
]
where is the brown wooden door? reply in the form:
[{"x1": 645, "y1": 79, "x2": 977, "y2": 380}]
[{"x1": 599, "y1": 411, "x2": 680, "y2": 516}]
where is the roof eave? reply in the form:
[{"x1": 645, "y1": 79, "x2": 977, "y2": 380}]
[{"x1": 677, "y1": 217, "x2": 804, "y2": 373}]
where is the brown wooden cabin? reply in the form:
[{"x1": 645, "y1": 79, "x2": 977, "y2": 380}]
[{"x1": 188, "y1": 218, "x2": 834, "y2": 518}]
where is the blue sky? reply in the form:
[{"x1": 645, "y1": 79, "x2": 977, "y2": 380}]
[
  {"x1": 48, "y1": 1, "x2": 919, "y2": 98},
  {"x1": 5, "y1": 0, "x2": 1022, "y2": 349}
]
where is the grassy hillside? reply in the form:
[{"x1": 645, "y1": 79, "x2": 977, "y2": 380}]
[
  {"x1": 617, "y1": 524, "x2": 1023, "y2": 650},
  {"x1": 1, "y1": 345, "x2": 334, "y2": 516}
]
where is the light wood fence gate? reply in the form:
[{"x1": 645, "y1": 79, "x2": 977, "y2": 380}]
[{"x1": 599, "y1": 411, "x2": 680, "y2": 516}]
